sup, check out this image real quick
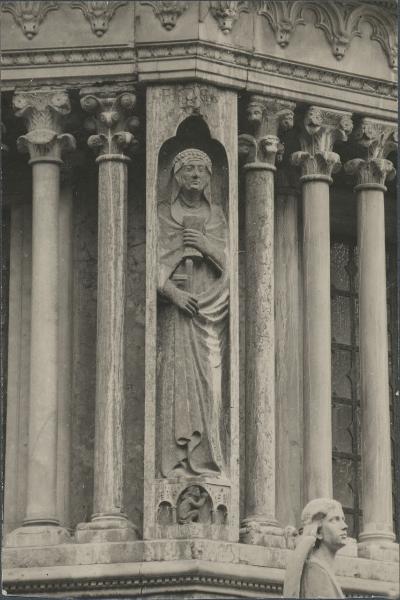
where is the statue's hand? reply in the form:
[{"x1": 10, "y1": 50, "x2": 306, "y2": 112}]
[
  {"x1": 172, "y1": 287, "x2": 199, "y2": 318},
  {"x1": 183, "y1": 228, "x2": 208, "y2": 255}
]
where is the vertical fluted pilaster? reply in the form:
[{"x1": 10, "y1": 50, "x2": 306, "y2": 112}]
[
  {"x1": 291, "y1": 106, "x2": 353, "y2": 503},
  {"x1": 239, "y1": 96, "x2": 295, "y2": 546},
  {"x1": 6, "y1": 89, "x2": 75, "y2": 547},
  {"x1": 76, "y1": 85, "x2": 140, "y2": 542},
  {"x1": 345, "y1": 119, "x2": 397, "y2": 557}
]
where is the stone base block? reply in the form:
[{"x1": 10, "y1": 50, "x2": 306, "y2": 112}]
[
  {"x1": 5, "y1": 525, "x2": 71, "y2": 547},
  {"x1": 239, "y1": 521, "x2": 286, "y2": 548},
  {"x1": 75, "y1": 517, "x2": 140, "y2": 543},
  {"x1": 358, "y1": 541, "x2": 399, "y2": 562}
]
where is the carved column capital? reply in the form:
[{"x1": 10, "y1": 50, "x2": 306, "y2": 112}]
[
  {"x1": 344, "y1": 118, "x2": 397, "y2": 190},
  {"x1": 80, "y1": 87, "x2": 139, "y2": 161},
  {"x1": 13, "y1": 89, "x2": 76, "y2": 164},
  {"x1": 239, "y1": 95, "x2": 295, "y2": 167},
  {"x1": 291, "y1": 106, "x2": 353, "y2": 181}
]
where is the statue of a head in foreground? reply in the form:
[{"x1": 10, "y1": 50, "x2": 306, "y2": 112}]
[
  {"x1": 172, "y1": 148, "x2": 212, "y2": 196},
  {"x1": 300, "y1": 497, "x2": 348, "y2": 552}
]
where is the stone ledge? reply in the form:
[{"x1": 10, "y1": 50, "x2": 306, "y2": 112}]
[{"x1": 3, "y1": 540, "x2": 399, "y2": 598}]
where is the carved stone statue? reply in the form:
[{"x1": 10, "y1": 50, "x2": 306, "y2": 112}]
[
  {"x1": 157, "y1": 148, "x2": 229, "y2": 479},
  {"x1": 283, "y1": 498, "x2": 348, "y2": 598},
  {"x1": 177, "y1": 486, "x2": 209, "y2": 524}
]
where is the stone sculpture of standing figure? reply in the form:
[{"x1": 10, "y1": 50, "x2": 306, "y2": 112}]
[
  {"x1": 157, "y1": 148, "x2": 229, "y2": 479},
  {"x1": 283, "y1": 498, "x2": 348, "y2": 598}
]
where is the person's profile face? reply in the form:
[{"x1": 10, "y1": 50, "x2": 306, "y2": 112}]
[
  {"x1": 318, "y1": 506, "x2": 348, "y2": 552},
  {"x1": 177, "y1": 160, "x2": 209, "y2": 193}
]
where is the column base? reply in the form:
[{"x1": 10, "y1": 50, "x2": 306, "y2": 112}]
[
  {"x1": 5, "y1": 525, "x2": 71, "y2": 547},
  {"x1": 75, "y1": 515, "x2": 140, "y2": 543},
  {"x1": 358, "y1": 540, "x2": 399, "y2": 563},
  {"x1": 240, "y1": 519, "x2": 285, "y2": 547}
]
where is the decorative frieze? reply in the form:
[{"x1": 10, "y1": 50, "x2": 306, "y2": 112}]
[
  {"x1": 292, "y1": 106, "x2": 353, "y2": 180},
  {"x1": 13, "y1": 90, "x2": 76, "y2": 163},
  {"x1": 258, "y1": 1, "x2": 305, "y2": 48},
  {"x1": 209, "y1": 0, "x2": 249, "y2": 33},
  {"x1": 257, "y1": 1, "x2": 397, "y2": 68},
  {"x1": 140, "y1": 1, "x2": 188, "y2": 30},
  {"x1": 2, "y1": 1, "x2": 59, "y2": 39},
  {"x1": 70, "y1": 1, "x2": 127, "y2": 37}
]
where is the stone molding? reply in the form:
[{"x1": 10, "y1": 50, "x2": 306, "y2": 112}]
[
  {"x1": 136, "y1": 42, "x2": 397, "y2": 101},
  {"x1": 13, "y1": 89, "x2": 76, "y2": 164},
  {"x1": 80, "y1": 87, "x2": 139, "y2": 158},
  {"x1": 2, "y1": 41, "x2": 397, "y2": 107},
  {"x1": 140, "y1": 1, "x2": 189, "y2": 31},
  {"x1": 257, "y1": 1, "x2": 397, "y2": 68},
  {"x1": 1, "y1": 2, "x2": 397, "y2": 69},
  {"x1": 70, "y1": 1, "x2": 127, "y2": 37},
  {"x1": 209, "y1": 1, "x2": 250, "y2": 33},
  {"x1": 2, "y1": 46, "x2": 137, "y2": 69},
  {"x1": 2, "y1": 1, "x2": 59, "y2": 40},
  {"x1": 291, "y1": 106, "x2": 353, "y2": 179}
]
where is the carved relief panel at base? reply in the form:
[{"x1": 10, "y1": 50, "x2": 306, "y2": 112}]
[{"x1": 144, "y1": 84, "x2": 239, "y2": 542}]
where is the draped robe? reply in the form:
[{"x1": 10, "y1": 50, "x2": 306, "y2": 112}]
[{"x1": 157, "y1": 193, "x2": 229, "y2": 479}]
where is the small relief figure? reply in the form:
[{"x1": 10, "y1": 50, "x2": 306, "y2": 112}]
[
  {"x1": 157, "y1": 148, "x2": 229, "y2": 479},
  {"x1": 177, "y1": 486, "x2": 209, "y2": 524},
  {"x1": 283, "y1": 498, "x2": 348, "y2": 598}
]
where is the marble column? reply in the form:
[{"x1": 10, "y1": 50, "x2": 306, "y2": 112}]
[
  {"x1": 76, "y1": 85, "x2": 140, "y2": 542},
  {"x1": 275, "y1": 168, "x2": 303, "y2": 529},
  {"x1": 6, "y1": 89, "x2": 75, "y2": 547},
  {"x1": 239, "y1": 96, "x2": 295, "y2": 546},
  {"x1": 291, "y1": 107, "x2": 353, "y2": 503},
  {"x1": 345, "y1": 119, "x2": 397, "y2": 557}
]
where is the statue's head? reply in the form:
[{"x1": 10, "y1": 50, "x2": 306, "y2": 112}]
[
  {"x1": 304, "y1": 106, "x2": 323, "y2": 135},
  {"x1": 246, "y1": 100, "x2": 264, "y2": 126},
  {"x1": 301, "y1": 498, "x2": 348, "y2": 553},
  {"x1": 172, "y1": 148, "x2": 212, "y2": 195}
]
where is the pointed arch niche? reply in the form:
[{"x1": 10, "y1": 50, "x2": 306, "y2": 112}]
[{"x1": 144, "y1": 84, "x2": 239, "y2": 542}]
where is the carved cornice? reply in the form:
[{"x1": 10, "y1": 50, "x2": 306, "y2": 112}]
[
  {"x1": 136, "y1": 42, "x2": 397, "y2": 102},
  {"x1": 291, "y1": 106, "x2": 353, "y2": 179},
  {"x1": 2, "y1": 1, "x2": 59, "y2": 39},
  {"x1": 80, "y1": 86, "x2": 139, "y2": 158},
  {"x1": 257, "y1": 1, "x2": 397, "y2": 68},
  {"x1": 210, "y1": 1, "x2": 249, "y2": 33},
  {"x1": 140, "y1": 1, "x2": 188, "y2": 30},
  {"x1": 344, "y1": 118, "x2": 397, "y2": 187},
  {"x1": 2, "y1": 46, "x2": 137, "y2": 69},
  {"x1": 70, "y1": 1, "x2": 127, "y2": 37},
  {"x1": 13, "y1": 90, "x2": 76, "y2": 164},
  {"x1": 239, "y1": 96, "x2": 295, "y2": 166}
]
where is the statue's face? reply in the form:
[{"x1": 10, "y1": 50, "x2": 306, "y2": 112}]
[
  {"x1": 318, "y1": 506, "x2": 348, "y2": 552},
  {"x1": 177, "y1": 159, "x2": 210, "y2": 193},
  {"x1": 246, "y1": 102, "x2": 263, "y2": 124}
]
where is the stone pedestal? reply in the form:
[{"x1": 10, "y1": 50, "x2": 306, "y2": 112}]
[
  {"x1": 6, "y1": 89, "x2": 75, "y2": 547},
  {"x1": 76, "y1": 86, "x2": 140, "y2": 542},
  {"x1": 291, "y1": 106, "x2": 353, "y2": 502}
]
